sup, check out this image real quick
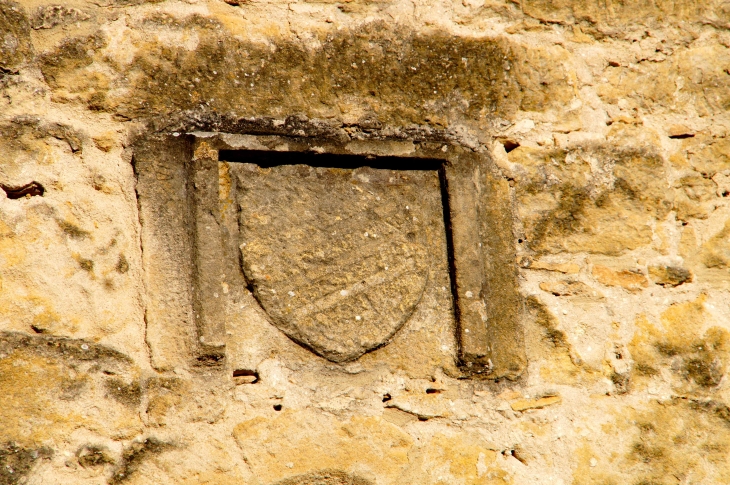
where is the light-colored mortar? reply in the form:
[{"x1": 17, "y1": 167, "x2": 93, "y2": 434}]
[{"x1": 1, "y1": 1, "x2": 729, "y2": 484}]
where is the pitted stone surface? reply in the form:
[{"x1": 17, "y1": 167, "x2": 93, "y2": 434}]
[
  {"x1": 232, "y1": 162, "x2": 436, "y2": 362},
  {"x1": 6, "y1": 1, "x2": 730, "y2": 483}
]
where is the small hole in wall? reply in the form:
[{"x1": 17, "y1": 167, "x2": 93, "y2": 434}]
[
  {"x1": 425, "y1": 388, "x2": 441, "y2": 394},
  {"x1": 417, "y1": 416, "x2": 429, "y2": 422},
  {"x1": 273, "y1": 404, "x2": 283, "y2": 411},
  {"x1": 502, "y1": 140, "x2": 520, "y2": 153},
  {"x1": 382, "y1": 393, "x2": 392, "y2": 402},
  {"x1": 232, "y1": 369, "x2": 259, "y2": 384},
  {"x1": 1, "y1": 181, "x2": 45, "y2": 199},
  {"x1": 722, "y1": 191, "x2": 729, "y2": 197}
]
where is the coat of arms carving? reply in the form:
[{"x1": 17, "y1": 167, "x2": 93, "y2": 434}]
[{"x1": 232, "y1": 163, "x2": 434, "y2": 362}]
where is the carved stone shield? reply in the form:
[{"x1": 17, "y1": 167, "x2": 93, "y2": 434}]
[{"x1": 231, "y1": 163, "x2": 432, "y2": 362}]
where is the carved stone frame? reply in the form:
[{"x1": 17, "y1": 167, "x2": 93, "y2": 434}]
[{"x1": 134, "y1": 121, "x2": 525, "y2": 380}]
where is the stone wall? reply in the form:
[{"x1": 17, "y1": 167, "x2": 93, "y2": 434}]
[{"x1": 1, "y1": 0, "x2": 729, "y2": 484}]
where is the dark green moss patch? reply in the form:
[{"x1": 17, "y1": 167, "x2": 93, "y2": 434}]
[
  {"x1": 56, "y1": 219, "x2": 90, "y2": 239},
  {"x1": 116, "y1": 254, "x2": 129, "y2": 274},
  {"x1": 687, "y1": 399, "x2": 730, "y2": 427},
  {"x1": 0, "y1": 442, "x2": 52, "y2": 485},
  {"x1": 77, "y1": 257, "x2": 94, "y2": 272},
  {"x1": 684, "y1": 355, "x2": 723, "y2": 388},
  {"x1": 518, "y1": 147, "x2": 670, "y2": 255},
  {"x1": 110, "y1": 438, "x2": 173, "y2": 484},
  {"x1": 611, "y1": 371, "x2": 630, "y2": 394},
  {"x1": 526, "y1": 296, "x2": 570, "y2": 349},
  {"x1": 104, "y1": 378, "x2": 141, "y2": 407},
  {"x1": 0, "y1": 331, "x2": 132, "y2": 365},
  {"x1": 634, "y1": 363, "x2": 659, "y2": 377},
  {"x1": 58, "y1": 377, "x2": 88, "y2": 401},
  {"x1": 529, "y1": 184, "x2": 591, "y2": 250},
  {"x1": 76, "y1": 445, "x2": 114, "y2": 468},
  {"x1": 39, "y1": 33, "x2": 105, "y2": 86}
]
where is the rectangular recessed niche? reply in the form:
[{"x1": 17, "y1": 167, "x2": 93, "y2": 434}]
[
  {"x1": 134, "y1": 130, "x2": 525, "y2": 379},
  {"x1": 223, "y1": 150, "x2": 443, "y2": 364}
]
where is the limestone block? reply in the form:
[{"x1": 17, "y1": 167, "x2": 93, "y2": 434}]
[
  {"x1": 233, "y1": 410, "x2": 413, "y2": 484},
  {"x1": 509, "y1": 395, "x2": 561, "y2": 412},
  {"x1": 699, "y1": 219, "x2": 730, "y2": 269},
  {"x1": 648, "y1": 265, "x2": 693, "y2": 287},
  {"x1": 592, "y1": 265, "x2": 648, "y2": 292},
  {"x1": 510, "y1": 145, "x2": 671, "y2": 255}
]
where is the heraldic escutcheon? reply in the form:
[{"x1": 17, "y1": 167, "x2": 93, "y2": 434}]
[{"x1": 232, "y1": 162, "x2": 436, "y2": 363}]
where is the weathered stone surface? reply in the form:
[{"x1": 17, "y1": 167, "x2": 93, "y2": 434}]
[
  {"x1": 515, "y1": 0, "x2": 727, "y2": 27},
  {"x1": 233, "y1": 163, "x2": 432, "y2": 363},
  {"x1": 573, "y1": 399, "x2": 730, "y2": 485},
  {"x1": 31, "y1": 5, "x2": 90, "y2": 30},
  {"x1": 273, "y1": 470, "x2": 372, "y2": 485},
  {"x1": 233, "y1": 411, "x2": 414, "y2": 484},
  {"x1": 509, "y1": 145, "x2": 672, "y2": 255},
  {"x1": 630, "y1": 295, "x2": 729, "y2": 393},
  {"x1": 412, "y1": 433, "x2": 506, "y2": 485},
  {"x1": 539, "y1": 280, "x2": 603, "y2": 299},
  {"x1": 674, "y1": 174, "x2": 718, "y2": 221},
  {"x1": 0, "y1": 442, "x2": 52, "y2": 485},
  {"x1": 3, "y1": 1, "x2": 730, "y2": 484},
  {"x1": 509, "y1": 395, "x2": 561, "y2": 412},
  {"x1": 648, "y1": 265, "x2": 693, "y2": 287},
  {"x1": 0, "y1": 1, "x2": 31, "y2": 75},
  {"x1": 0, "y1": 332, "x2": 142, "y2": 449},
  {"x1": 133, "y1": 135, "x2": 196, "y2": 370},
  {"x1": 36, "y1": 19, "x2": 520, "y2": 127},
  {"x1": 699, "y1": 219, "x2": 730, "y2": 269},
  {"x1": 592, "y1": 265, "x2": 649, "y2": 292},
  {"x1": 527, "y1": 260, "x2": 581, "y2": 274}
]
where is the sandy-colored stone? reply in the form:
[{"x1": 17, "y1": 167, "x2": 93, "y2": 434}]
[
  {"x1": 92, "y1": 132, "x2": 116, "y2": 152},
  {"x1": 412, "y1": 433, "x2": 508, "y2": 485},
  {"x1": 528, "y1": 260, "x2": 581, "y2": 274},
  {"x1": 668, "y1": 124, "x2": 695, "y2": 138},
  {"x1": 699, "y1": 219, "x2": 730, "y2": 269},
  {"x1": 648, "y1": 265, "x2": 693, "y2": 287},
  {"x1": 3, "y1": 1, "x2": 730, "y2": 484},
  {"x1": 592, "y1": 265, "x2": 649, "y2": 292},
  {"x1": 674, "y1": 174, "x2": 718, "y2": 221},
  {"x1": 539, "y1": 280, "x2": 604, "y2": 298},
  {"x1": 524, "y1": 296, "x2": 601, "y2": 386},
  {"x1": 573, "y1": 399, "x2": 730, "y2": 485},
  {"x1": 510, "y1": 395, "x2": 562, "y2": 411},
  {"x1": 510, "y1": 145, "x2": 672, "y2": 255},
  {"x1": 233, "y1": 410, "x2": 413, "y2": 484},
  {"x1": 629, "y1": 295, "x2": 729, "y2": 393}
]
